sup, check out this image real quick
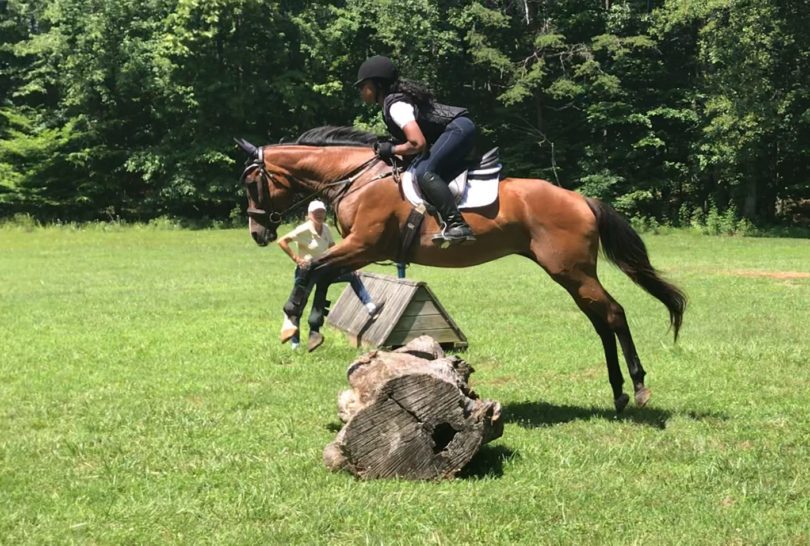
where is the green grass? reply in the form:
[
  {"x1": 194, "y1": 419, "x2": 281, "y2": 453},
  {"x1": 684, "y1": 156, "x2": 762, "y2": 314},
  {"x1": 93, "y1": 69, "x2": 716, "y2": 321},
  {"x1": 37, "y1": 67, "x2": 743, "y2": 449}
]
[{"x1": 1, "y1": 225, "x2": 809, "y2": 544}]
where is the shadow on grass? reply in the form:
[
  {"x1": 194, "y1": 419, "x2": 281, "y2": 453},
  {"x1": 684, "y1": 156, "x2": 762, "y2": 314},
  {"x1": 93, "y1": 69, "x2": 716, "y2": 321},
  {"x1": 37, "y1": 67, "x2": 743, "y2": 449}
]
[
  {"x1": 325, "y1": 421, "x2": 342, "y2": 433},
  {"x1": 504, "y1": 401, "x2": 728, "y2": 430},
  {"x1": 458, "y1": 444, "x2": 518, "y2": 480}
]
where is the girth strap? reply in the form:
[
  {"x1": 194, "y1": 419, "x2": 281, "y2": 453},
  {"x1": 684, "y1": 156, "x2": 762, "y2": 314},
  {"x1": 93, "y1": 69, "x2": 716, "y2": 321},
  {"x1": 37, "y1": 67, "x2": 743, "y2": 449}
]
[{"x1": 396, "y1": 204, "x2": 426, "y2": 264}]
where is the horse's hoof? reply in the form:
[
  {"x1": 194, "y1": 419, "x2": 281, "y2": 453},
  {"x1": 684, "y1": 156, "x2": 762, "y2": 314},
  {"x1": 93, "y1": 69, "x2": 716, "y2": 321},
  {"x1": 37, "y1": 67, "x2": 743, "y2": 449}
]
[
  {"x1": 635, "y1": 387, "x2": 652, "y2": 407},
  {"x1": 614, "y1": 393, "x2": 630, "y2": 413},
  {"x1": 280, "y1": 313, "x2": 299, "y2": 343},
  {"x1": 280, "y1": 327, "x2": 298, "y2": 343},
  {"x1": 307, "y1": 332, "x2": 325, "y2": 352}
]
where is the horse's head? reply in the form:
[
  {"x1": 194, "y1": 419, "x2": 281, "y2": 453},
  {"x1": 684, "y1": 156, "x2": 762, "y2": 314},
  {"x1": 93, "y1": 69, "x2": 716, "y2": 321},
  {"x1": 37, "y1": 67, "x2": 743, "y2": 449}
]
[
  {"x1": 236, "y1": 139, "x2": 294, "y2": 246},
  {"x1": 241, "y1": 167, "x2": 279, "y2": 246},
  {"x1": 236, "y1": 128, "x2": 379, "y2": 246}
]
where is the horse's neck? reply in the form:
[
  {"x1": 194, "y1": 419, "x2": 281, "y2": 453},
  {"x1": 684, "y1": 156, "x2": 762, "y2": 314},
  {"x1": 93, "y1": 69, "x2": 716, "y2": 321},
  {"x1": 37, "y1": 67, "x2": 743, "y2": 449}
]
[{"x1": 267, "y1": 146, "x2": 372, "y2": 190}]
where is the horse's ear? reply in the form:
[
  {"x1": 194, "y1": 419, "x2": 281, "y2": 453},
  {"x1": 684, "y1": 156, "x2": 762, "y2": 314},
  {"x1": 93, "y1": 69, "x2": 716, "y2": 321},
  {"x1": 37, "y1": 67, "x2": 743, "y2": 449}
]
[{"x1": 233, "y1": 137, "x2": 258, "y2": 159}]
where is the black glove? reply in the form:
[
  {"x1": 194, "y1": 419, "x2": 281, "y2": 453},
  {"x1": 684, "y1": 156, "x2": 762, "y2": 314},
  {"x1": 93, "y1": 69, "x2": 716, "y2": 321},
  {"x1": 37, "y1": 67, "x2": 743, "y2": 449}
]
[{"x1": 374, "y1": 141, "x2": 395, "y2": 161}]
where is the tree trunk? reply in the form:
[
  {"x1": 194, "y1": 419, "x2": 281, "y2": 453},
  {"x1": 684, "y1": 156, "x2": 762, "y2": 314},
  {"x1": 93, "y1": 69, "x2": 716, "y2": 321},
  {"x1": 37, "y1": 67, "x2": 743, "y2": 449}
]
[
  {"x1": 324, "y1": 336, "x2": 503, "y2": 480},
  {"x1": 743, "y1": 174, "x2": 758, "y2": 219}
]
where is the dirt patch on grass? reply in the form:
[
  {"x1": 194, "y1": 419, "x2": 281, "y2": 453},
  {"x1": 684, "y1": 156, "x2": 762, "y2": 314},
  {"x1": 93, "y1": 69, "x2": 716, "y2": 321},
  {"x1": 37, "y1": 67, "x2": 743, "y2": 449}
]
[
  {"x1": 484, "y1": 375, "x2": 516, "y2": 386},
  {"x1": 725, "y1": 270, "x2": 810, "y2": 280},
  {"x1": 567, "y1": 365, "x2": 604, "y2": 380}
]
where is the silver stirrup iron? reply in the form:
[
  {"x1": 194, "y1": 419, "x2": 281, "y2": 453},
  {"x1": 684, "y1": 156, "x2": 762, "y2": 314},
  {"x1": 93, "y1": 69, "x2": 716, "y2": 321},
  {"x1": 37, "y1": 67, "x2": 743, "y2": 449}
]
[
  {"x1": 431, "y1": 222, "x2": 469, "y2": 248},
  {"x1": 431, "y1": 223, "x2": 452, "y2": 249}
]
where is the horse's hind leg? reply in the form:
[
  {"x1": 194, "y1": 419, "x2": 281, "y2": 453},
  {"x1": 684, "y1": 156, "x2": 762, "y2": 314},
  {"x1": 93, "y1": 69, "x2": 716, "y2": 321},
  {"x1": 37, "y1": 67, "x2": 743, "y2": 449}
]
[
  {"x1": 613, "y1": 314, "x2": 651, "y2": 406},
  {"x1": 560, "y1": 274, "x2": 631, "y2": 412},
  {"x1": 538, "y1": 252, "x2": 651, "y2": 411},
  {"x1": 529, "y1": 238, "x2": 627, "y2": 411},
  {"x1": 564, "y1": 266, "x2": 651, "y2": 406},
  {"x1": 581, "y1": 302, "x2": 629, "y2": 412},
  {"x1": 527, "y1": 197, "x2": 651, "y2": 410},
  {"x1": 560, "y1": 272, "x2": 651, "y2": 410}
]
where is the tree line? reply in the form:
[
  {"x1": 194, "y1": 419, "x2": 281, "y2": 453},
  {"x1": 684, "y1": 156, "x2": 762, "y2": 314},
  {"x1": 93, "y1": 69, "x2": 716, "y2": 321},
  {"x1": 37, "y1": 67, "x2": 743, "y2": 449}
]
[{"x1": 1, "y1": 0, "x2": 808, "y2": 226}]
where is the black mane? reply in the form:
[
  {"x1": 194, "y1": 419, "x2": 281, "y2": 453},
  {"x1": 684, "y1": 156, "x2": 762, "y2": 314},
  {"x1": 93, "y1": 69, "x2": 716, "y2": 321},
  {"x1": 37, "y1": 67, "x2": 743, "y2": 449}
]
[{"x1": 295, "y1": 126, "x2": 379, "y2": 147}]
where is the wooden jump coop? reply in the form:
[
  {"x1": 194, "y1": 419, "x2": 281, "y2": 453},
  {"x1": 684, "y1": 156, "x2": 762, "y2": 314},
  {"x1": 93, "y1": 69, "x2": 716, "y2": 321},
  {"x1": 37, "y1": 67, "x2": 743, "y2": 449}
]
[{"x1": 326, "y1": 272, "x2": 467, "y2": 350}]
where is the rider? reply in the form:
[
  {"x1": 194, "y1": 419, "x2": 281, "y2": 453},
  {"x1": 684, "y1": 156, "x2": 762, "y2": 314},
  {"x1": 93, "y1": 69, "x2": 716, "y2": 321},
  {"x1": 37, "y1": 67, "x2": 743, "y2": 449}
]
[{"x1": 355, "y1": 55, "x2": 476, "y2": 245}]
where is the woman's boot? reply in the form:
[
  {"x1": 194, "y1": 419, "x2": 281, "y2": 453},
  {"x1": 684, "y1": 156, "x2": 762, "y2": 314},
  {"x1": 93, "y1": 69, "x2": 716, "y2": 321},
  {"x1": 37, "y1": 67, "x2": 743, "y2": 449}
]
[{"x1": 416, "y1": 171, "x2": 475, "y2": 245}]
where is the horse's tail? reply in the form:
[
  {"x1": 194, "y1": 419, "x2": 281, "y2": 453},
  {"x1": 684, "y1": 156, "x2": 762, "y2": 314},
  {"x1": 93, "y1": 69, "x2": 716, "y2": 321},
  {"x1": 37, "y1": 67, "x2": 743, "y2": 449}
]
[{"x1": 586, "y1": 197, "x2": 687, "y2": 341}]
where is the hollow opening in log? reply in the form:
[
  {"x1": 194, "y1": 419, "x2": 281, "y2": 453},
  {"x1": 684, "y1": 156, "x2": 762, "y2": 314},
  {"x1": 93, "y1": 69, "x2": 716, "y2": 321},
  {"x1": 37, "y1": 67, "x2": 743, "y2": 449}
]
[{"x1": 431, "y1": 422, "x2": 457, "y2": 454}]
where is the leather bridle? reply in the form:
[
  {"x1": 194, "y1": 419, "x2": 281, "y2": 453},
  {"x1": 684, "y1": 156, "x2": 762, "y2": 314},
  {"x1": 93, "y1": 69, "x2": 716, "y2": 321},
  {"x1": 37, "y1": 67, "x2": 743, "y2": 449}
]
[{"x1": 240, "y1": 147, "x2": 386, "y2": 226}]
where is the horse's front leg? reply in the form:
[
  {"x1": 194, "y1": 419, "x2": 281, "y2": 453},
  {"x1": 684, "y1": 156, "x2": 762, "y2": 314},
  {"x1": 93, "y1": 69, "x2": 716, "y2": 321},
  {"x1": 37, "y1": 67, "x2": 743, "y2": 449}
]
[{"x1": 281, "y1": 235, "x2": 377, "y2": 324}]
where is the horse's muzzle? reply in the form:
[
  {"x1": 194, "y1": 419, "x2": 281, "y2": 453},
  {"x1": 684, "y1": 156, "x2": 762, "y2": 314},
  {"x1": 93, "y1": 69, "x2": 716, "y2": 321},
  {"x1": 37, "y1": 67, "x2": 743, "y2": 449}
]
[
  {"x1": 252, "y1": 230, "x2": 277, "y2": 246},
  {"x1": 252, "y1": 231, "x2": 267, "y2": 246},
  {"x1": 248, "y1": 214, "x2": 277, "y2": 246},
  {"x1": 249, "y1": 223, "x2": 276, "y2": 246}
]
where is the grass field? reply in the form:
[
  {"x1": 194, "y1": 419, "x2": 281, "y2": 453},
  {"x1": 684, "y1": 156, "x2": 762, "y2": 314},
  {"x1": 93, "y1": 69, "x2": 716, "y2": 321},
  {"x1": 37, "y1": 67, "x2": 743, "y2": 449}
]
[{"x1": 1, "y1": 224, "x2": 808, "y2": 544}]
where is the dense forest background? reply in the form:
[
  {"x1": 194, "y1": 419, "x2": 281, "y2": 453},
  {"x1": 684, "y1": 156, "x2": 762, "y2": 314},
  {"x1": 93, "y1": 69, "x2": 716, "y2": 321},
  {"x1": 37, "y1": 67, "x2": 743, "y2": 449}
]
[{"x1": 1, "y1": 0, "x2": 808, "y2": 226}]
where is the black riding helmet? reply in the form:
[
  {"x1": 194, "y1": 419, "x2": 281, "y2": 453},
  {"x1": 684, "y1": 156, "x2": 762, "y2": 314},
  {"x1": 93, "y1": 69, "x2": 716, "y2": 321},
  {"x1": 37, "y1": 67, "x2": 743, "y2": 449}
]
[{"x1": 354, "y1": 55, "x2": 399, "y2": 87}]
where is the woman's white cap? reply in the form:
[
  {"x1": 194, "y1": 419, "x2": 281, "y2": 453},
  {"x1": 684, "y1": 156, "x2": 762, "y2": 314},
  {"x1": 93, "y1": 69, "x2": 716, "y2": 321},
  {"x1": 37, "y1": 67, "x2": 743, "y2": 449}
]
[{"x1": 308, "y1": 200, "x2": 326, "y2": 213}]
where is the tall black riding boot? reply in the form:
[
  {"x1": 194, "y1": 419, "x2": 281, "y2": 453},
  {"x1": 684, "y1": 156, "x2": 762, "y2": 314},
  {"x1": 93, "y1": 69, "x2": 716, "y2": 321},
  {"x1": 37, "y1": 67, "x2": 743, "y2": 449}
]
[{"x1": 416, "y1": 171, "x2": 475, "y2": 246}]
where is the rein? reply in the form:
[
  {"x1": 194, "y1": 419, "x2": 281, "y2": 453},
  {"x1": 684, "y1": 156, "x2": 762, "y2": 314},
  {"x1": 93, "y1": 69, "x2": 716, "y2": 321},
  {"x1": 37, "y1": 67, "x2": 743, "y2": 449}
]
[{"x1": 241, "y1": 148, "x2": 390, "y2": 228}]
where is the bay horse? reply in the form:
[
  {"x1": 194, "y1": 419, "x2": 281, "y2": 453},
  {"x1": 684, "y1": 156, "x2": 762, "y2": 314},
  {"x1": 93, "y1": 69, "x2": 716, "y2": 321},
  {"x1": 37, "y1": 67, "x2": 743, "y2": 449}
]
[{"x1": 236, "y1": 127, "x2": 686, "y2": 413}]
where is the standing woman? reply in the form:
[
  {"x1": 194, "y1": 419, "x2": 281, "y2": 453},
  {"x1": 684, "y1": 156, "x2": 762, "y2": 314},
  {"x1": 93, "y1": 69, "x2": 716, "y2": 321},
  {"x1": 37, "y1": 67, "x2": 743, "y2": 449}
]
[
  {"x1": 355, "y1": 55, "x2": 477, "y2": 245},
  {"x1": 278, "y1": 200, "x2": 380, "y2": 351}
]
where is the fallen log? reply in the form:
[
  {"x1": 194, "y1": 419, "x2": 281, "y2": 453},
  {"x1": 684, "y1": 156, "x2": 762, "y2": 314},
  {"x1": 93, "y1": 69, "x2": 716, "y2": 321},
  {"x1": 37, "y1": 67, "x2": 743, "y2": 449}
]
[{"x1": 324, "y1": 336, "x2": 503, "y2": 480}]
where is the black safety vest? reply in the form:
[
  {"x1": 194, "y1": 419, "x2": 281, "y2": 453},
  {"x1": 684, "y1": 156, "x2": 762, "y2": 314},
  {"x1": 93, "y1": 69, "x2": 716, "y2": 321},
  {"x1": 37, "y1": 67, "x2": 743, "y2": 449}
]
[{"x1": 382, "y1": 93, "x2": 469, "y2": 145}]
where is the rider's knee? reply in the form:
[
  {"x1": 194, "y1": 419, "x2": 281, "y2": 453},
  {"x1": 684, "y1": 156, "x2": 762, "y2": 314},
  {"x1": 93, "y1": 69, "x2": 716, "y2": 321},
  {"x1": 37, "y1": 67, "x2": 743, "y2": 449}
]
[{"x1": 417, "y1": 171, "x2": 441, "y2": 187}]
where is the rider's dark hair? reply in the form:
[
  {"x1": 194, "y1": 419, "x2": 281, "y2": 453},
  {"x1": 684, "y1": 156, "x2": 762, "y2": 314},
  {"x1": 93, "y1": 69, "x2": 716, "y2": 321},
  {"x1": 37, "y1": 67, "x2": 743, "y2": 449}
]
[{"x1": 375, "y1": 78, "x2": 435, "y2": 108}]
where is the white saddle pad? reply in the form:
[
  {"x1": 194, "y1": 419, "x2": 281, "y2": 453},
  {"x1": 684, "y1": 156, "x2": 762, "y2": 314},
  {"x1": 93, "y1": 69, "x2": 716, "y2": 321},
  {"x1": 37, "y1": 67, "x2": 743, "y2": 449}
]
[{"x1": 402, "y1": 165, "x2": 501, "y2": 209}]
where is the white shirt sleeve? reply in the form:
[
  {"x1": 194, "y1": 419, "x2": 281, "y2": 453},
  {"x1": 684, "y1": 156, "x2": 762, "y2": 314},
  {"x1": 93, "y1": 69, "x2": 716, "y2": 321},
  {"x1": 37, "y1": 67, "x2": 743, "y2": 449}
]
[
  {"x1": 280, "y1": 221, "x2": 309, "y2": 243},
  {"x1": 323, "y1": 225, "x2": 335, "y2": 247},
  {"x1": 389, "y1": 100, "x2": 416, "y2": 129}
]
